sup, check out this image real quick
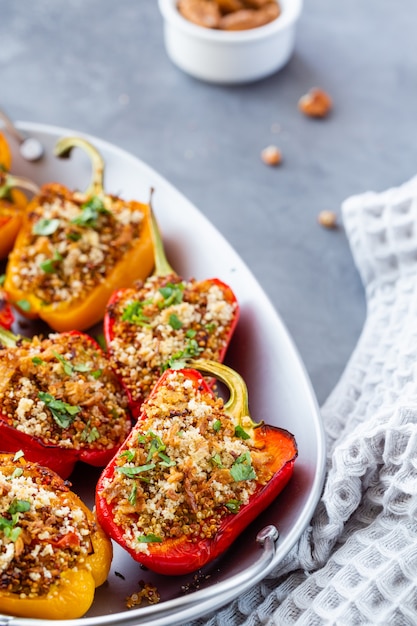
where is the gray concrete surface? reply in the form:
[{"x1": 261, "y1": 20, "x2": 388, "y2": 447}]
[{"x1": 1, "y1": 0, "x2": 416, "y2": 405}]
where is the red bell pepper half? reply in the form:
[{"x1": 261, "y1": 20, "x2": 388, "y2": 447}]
[
  {"x1": 0, "y1": 327, "x2": 132, "y2": 478},
  {"x1": 0, "y1": 288, "x2": 13, "y2": 329},
  {"x1": 104, "y1": 197, "x2": 239, "y2": 419},
  {"x1": 95, "y1": 359, "x2": 297, "y2": 576}
]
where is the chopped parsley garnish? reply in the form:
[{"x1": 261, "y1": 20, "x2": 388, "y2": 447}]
[
  {"x1": 137, "y1": 534, "x2": 162, "y2": 543},
  {"x1": 117, "y1": 463, "x2": 156, "y2": 477},
  {"x1": 211, "y1": 453, "x2": 223, "y2": 468},
  {"x1": 53, "y1": 351, "x2": 91, "y2": 376},
  {"x1": 168, "y1": 313, "x2": 183, "y2": 330},
  {"x1": 39, "y1": 250, "x2": 63, "y2": 274},
  {"x1": 146, "y1": 433, "x2": 166, "y2": 462},
  {"x1": 234, "y1": 425, "x2": 251, "y2": 440},
  {"x1": 158, "y1": 452, "x2": 176, "y2": 468},
  {"x1": 32, "y1": 356, "x2": 44, "y2": 366},
  {"x1": 122, "y1": 300, "x2": 151, "y2": 326},
  {"x1": 0, "y1": 499, "x2": 31, "y2": 542},
  {"x1": 71, "y1": 196, "x2": 110, "y2": 228},
  {"x1": 17, "y1": 299, "x2": 31, "y2": 312},
  {"x1": 225, "y1": 500, "x2": 241, "y2": 514},
  {"x1": 32, "y1": 218, "x2": 60, "y2": 236},
  {"x1": 38, "y1": 392, "x2": 81, "y2": 428},
  {"x1": 230, "y1": 452, "x2": 256, "y2": 482},
  {"x1": 80, "y1": 423, "x2": 100, "y2": 443},
  {"x1": 161, "y1": 337, "x2": 203, "y2": 371},
  {"x1": 158, "y1": 282, "x2": 185, "y2": 308},
  {"x1": 128, "y1": 484, "x2": 137, "y2": 506},
  {"x1": 120, "y1": 449, "x2": 136, "y2": 462}
]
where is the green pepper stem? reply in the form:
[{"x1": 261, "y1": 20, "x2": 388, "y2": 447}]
[
  {"x1": 0, "y1": 326, "x2": 19, "y2": 348},
  {"x1": 54, "y1": 136, "x2": 105, "y2": 198},
  {"x1": 0, "y1": 173, "x2": 40, "y2": 199},
  {"x1": 191, "y1": 359, "x2": 254, "y2": 426},
  {"x1": 149, "y1": 189, "x2": 176, "y2": 277}
]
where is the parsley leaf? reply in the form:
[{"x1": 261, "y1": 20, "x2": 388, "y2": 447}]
[
  {"x1": 137, "y1": 534, "x2": 162, "y2": 543},
  {"x1": 116, "y1": 463, "x2": 156, "y2": 477},
  {"x1": 168, "y1": 313, "x2": 183, "y2": 330},
  {"x1": 38, "y1": 392, "x2": 81, "y2": 428},
  {"x1": 158, "y1": 282, "x2": 184, "y2": 308},
  {"x1": 234, "y1": 425, "x2": 251, "y2": 440},
  {"x1": 39, "y1": 250, "x2": 63, "y2": 274},
  {"x1": 230, "y1": 452, "x2": 256, "y2": 482},
  {"x1": 122, "y1": 300, "x2": 151, "y2": 326},
  {"x1": 71, "y1": 196, "x2": 110, "y2": 228},
  {"x1": 32, "y1": 218, "x2": 60, "y2": 236}
]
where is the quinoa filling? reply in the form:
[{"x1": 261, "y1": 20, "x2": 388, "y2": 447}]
[
  {"x1": 0, "y1": 456, "x2": 93, "y2": 597},
  {"x1": 0, "y1": 332, "x2": 130, "y2": 449},
  {"x1": 7, "y1": 185, "x2": 146, "y2": 305},
  {"x1": 107, "y1": 274, "x2": 237, "y2": 404},
  {"x1": 100, "y1": 370, "x2": 273, "y2": 554}
]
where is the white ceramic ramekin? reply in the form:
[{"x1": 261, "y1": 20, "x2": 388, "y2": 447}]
[{"x1": 158, "y1": 0, "x2": 303, "y2": 84}]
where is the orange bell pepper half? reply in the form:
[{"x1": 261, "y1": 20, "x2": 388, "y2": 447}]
[
  {"x1": 0, "y1": 171, "x2": 39, "y2": 260},
  {"x1": 0, "y1": 452, "x2": 112, "y2": 620},
  {"x1": 4, "y1": 136, "x2": 154, "y2": 331},
  {"x1": 0, "y1": 131, "x2": 11, "y2": 171},
  {"x1": 96, "y1": 359, "x2": 297, "y2": 576}
]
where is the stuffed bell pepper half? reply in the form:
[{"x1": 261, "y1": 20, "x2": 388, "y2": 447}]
[
  {"x1": 4, "y1": 136, "x2": 154, "y2": 331},
  {"x1": 96, "y1": 359, "x2": 297, "y2": 575},
  {"x1": 0, "y1": 327, "x2": 132, "y2": 478},
  {"x1": 0, "y1": 451, "x2": 112, "y2": 620}
]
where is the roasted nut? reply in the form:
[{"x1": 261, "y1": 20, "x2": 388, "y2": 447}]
[
  {"x1": 219, "y1": 3, "x2": 280, "y2": 29},
  {"x1": 318, "y1": 210, "x2": 338, "y2": 229},
  {"x1": 177, "y1": 0, "x2": 281, "y2": 30},
  {"x1": 261, "y1": 145, "x2": 282, "y2": 166},
  {"x1": 298, "y1": 88, "x2": 333, "y2": 118},
  {"x1": 178, "y1": 0, "x2": 221, "y2": 28},
  {"x1": 215, "y1": 0, "x2": 245, "y2": 13},
  {"x1": 243, "y1": 0, "x2": 277, "y2": 8}
]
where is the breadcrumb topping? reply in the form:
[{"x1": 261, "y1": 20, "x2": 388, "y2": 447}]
[
  {"x1": 99, "y1": 370, "x2": 273, "y2": 554},
  {"x1": 107, "y1": 274, "x2": 237, "y2": 406},
  {"x1": 0, "y1": 332, "x2": 130, "y2": 449}
]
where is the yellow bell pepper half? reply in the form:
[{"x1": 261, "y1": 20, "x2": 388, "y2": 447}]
[
  {"x1": 0, "y1": 453, "x2": 112, "y2": 620},
  {"x1": 4, "y1": 137, "x2": 154, "y2": 332}
]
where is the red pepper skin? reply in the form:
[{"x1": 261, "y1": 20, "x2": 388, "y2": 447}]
[
  {"x1": 95, "y1": 368, "x2": 297, "y2": 576},
  {"x1": 0, "y1": 290, "x2": 13, "y2": 329},
  {"x1": 0, "y1": 330, "x2": 131, "y2": 479},
  {"x1": 104, "y1": 277, "x2": 239, "y2": 419}
]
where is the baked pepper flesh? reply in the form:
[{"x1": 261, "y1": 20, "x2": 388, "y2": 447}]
[
  {"x1": 0, "y1": 327, "x2": 131, "y2": 479},
  {"x1": 0, "y1": 131, "x2": 11, "y2": 171},
  {"x1": 0, "y1": 288, "x2": 13, "y2": 330},
  {"x1": 0, "y1": 152, "x2": 39, "y2": 260},
  {"x1": 3, "y1": 136, "x2": 154, "y2": 331},
  {"x1": 104, "y1": 197, "x2": 239, "y2": 418},
  {"x1": 95, "y1": 359, "x2": 297, "y2": 575},
  {"x1": 0, "y1": 451, "x2": 112, "y2": 620}
]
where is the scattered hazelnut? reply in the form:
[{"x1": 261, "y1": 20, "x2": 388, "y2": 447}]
[
  {"x1": 298, "y1": 88, "x2": 333, "y2": 118},
  {"x1": 318, "y1": 210, "x2": 338, "y2": 229},
  {"x1": 261, "y1": 145, "x2": 282, "y2": 166}
]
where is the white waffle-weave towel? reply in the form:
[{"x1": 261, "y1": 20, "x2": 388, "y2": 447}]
[{"x1": 188, "y1": 175, "x2": 417, "y2": 625}]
